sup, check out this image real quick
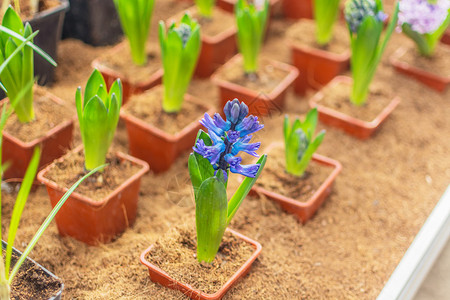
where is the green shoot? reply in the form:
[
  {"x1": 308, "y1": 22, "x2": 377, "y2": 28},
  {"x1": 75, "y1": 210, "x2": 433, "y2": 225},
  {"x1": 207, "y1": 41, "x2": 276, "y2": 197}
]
[{"x1": 314, "y1": 0, "x2": 341, "y2": 46}]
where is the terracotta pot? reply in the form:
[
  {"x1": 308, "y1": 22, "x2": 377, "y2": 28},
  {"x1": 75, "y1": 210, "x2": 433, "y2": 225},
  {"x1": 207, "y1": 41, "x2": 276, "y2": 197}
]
[
  {"x1": 309, "y1": 76, "x2": 401, "y2": 140},
  {"x1": 37, "y1": 146, "x2": 149, "y2": 246},
  {"x1": 390, "y1": 46, "x2": 450, "y2": 93},
  {"x1": 140, "y1": 228, "x2": 262, "y2": 300},
  {"x1": 27, "y1": 0, "x2": 69, "y2": 85},
  {"x1": 442, "y1": 28, "x2": 450, "y2": 45},
  {"x1": 250, "y1": 142, "x2": 341, "y2": 224},
  {"x1": 167, "y1": 7, "x2": 237, "y2": 78},
  {"x1": 1, "y1": 88, "x2": 74, "y2": 179},
  {"x1": 120, "y1": 89, "x2": 214, "y2": 173},
  {"x1": 217, "y1": 0, "x2": 282, "y2": 15},
  {"x1": 91, "y1": 42, "x2": 163, "y2": 104},
  {"x1": 212, "y1": 54, "x2": 299, "y2": 116},
  {"x1": 288, "y1": 21, "x2": 351, "y2": 96},
  {"x1": 2, "y1": 241, "x2": 64, "y2": 299},
  {"x1": 282, "y1": 0, "x2": 313, "y2": 19}
]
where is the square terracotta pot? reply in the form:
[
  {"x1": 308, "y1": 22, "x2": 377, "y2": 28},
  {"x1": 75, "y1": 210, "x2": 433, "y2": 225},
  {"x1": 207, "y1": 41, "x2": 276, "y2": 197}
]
[
  {"x1": 390, "y1": 46, "x2": 450, "y2": 93},
  {"x1": 1, "y1": 87, "x2": 74, "y2": 179},
  {"x1": 37, "y1": 146, "x2": 149, "y2": 246},
  {"x1": 120, "y1": 86, "x2": 215, "y2": 173},
  {"x1": 140, "y1": 228, "x2": 262, "y2": 300},
  {"x1": 212, "y1": 54, "x2": 299, "y2": 116},
  {"x1": 282, "y1": 0, "x2": 313, "y2": 19},
  {"x1": 250, "y1": 143, "x2": 342, "y2": 224},
  {"x1": 288, "y1": 19, "x2": 351, "y2": 95},
  {"x1": 91, "y1": 41, "x2": 163, "y2": 103},
  {"x1": 309, "y1": 76, "x2": 401, "y2": 140}
]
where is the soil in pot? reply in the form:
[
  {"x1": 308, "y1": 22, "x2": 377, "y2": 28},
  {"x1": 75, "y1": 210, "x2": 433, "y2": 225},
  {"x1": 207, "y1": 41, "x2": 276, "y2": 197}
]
[
  {"x1": 189, "y1": 8, "x2": 235, "y2": 38},
  {"x1": 96, "y1": 42, "x2": 162, "y2": 86},
  {"x1": 43, "y1": 150, "x2": 141, "y2": 202},
  {"x1": 215, "y1": 57, "x2": 291, "y2": 94},
  {"x1": 145, "y1": 224, "x2": 254, "y2": 295},
  {"x1": 3, "y1": 0, "x2": 60, "y2": 20},
  {"x1": 316, "y1": 80, "x2": 393, "y2": 123},
  {"x1": 123, "y1": 85, "x2": 207, "y2": 135},
  {"x1": 256, "y1": 147, "x2": 332, "y2": 203},
  {"x1": 3, "y1": 88, "x2": 73, "y2": 143},
  {"x1": 397, "y1": 45, "x2": 450, "y2": 78},
  {"x1": 5, "y1": 250, "x2": 62, "y2": 299}
]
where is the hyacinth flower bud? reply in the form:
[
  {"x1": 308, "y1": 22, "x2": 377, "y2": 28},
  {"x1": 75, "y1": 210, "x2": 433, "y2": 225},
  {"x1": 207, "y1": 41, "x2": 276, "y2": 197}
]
[{"x1": 345, "y1": 0, "x2": 387, "y2": 33}]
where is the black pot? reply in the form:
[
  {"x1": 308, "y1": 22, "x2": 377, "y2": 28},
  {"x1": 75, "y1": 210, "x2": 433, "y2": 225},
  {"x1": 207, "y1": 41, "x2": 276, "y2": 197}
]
[
  {"x1": 27, "y1": 0, "x2": 69, "y2": 86},
  {"x1": 62, "y1": 0, "x2": 123, "y2": 46},
  {"x1": 1, "y1": 241, "x2": 64, "y2": 299}
]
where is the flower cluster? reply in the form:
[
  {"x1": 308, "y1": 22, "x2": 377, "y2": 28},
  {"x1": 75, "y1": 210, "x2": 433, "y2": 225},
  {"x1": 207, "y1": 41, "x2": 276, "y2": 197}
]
[
  {"x1": 193, "y1": 99, "x2": 264, "y2": 179},
  {"x1": 345, "y1": 0, "x2": 388, "y2": 33},
  {"x1": 398, "y1": 0, "x2": 450, "y2": 34}
]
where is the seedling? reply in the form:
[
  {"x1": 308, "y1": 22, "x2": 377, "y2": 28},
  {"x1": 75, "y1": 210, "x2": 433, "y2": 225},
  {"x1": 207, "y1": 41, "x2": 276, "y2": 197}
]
[
  {"x1": 113, "y1": 0, "x2": 155, "y2": 65},
  {"x1": 397, "y1": 0, "x2": 450, "y2": 57},
  {"x1": 235, "y1": 0, "x2": 269, "y2": 76},
  {"x1": 159, "y1": 14, "x2": 201, "y2": 113},
  {"x1": 0, "y1": 6, "x2": 57, "y2": 123},
  {"x1": 314, "y1": 0, "x2": 341, "y2": 46},
  {"x1": 284, "y1": 109, "x2": 325, "y2": 177},
  {"x1": 345, "y1": 0, "x2": 399, "y2": 105},
  {"x1": 76, "y1": 69, "x2": 122, "y2": 171},
  {"x1": 195, "y1": 0, "x2": 216, "y2": 18},
  {"x1": 189, "y1": 99, "x2": 267, "y2": 263}
]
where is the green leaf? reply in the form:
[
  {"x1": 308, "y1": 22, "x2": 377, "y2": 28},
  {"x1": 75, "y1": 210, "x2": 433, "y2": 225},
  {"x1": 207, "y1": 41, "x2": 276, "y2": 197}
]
[
  {"x1": 84, "y1": 69, "x2": 106, "y2": 107},
  {"x1": 5, "y1": 146, "x2": 40, "y2": 279},
  {"x1": 196, "y1": 176, "x2": 227, "y2": 263},
  {"x1": 226, "y1": 154, "x2": 267, "y2": 225}
]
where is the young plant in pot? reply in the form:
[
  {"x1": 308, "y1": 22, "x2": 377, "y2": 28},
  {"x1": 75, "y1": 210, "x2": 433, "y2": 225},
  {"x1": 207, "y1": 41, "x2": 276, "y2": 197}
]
[
  {"x1": 37, "y1": 69, "x2": 149, "y2": 246},
  {"x1": 310, "y1": 0, "x2": 401, "y2": 139},
  {"x1": 286, "y1": 0, "x2": 351, "y2": 95},
  {"x1": 217, "y1": 0, "x2": 282, "y2": 21},
  {"x1": 250, "y1": 108, "x2": 342, "y2": 223},
  {"x1": 0, "y1": 82, "x2": 101, "y2": 298},
  {"x1": 121, "y1": 14, "x2": 214, "y2": 173},
  {"x1": 390, "y1": 0, "x2": 450, "y2": 92},
  {"x1": 140, "y1": 99, "x2": 267, "y2": 300},
  {"x1": 92, "y1": 0, "x2": 161, "y2": 102},
  {"x1": 168, "y1": 0, "x2": 238, "y2": 77},
  {"x1": 212, "y1": 0, "x2": 299, "y2": 116},
  {"x1": 0, "y1": 7, "x2": 74, "y2": 179}
]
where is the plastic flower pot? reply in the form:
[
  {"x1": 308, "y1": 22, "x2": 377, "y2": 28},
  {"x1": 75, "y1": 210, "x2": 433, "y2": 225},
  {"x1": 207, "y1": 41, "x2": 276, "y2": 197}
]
[
  {"x1": 62, "y1": 0, "x2": 123, "y2": 46},
  {"x1": 120, "y1": 89, "x2": 214, "y2": 173},
  {"x1": 212, "y1": 54, "x2": 299, "y2": 116},
  {"x1": 309, "y1": 76, "x2": 401, "y2": 140},
  {"x1": 91, "y1": 42, "x2": 163, "y2": 104},
  {"x1": 442, "y1": 28, "x2": 450, "y2": 45},
  {"x1": 1, "y1": 88, "x2": 74, "y2": 180},
  {"x1": 27, "y1": 0, "x2": 69, "y2": 85},
  {"x1": 2, "y1": 241, "x2": 64, "y2": 300},
  {"x1": 390, "y1": 46, "x2": 450, "y2": 93},
  {"x1": 288, "y1": 20, "x2": 351, "y2": 96},
  {"x1": 167, "y1": 6, "x2": 237, "y2": 78},
  {"x1": 140, "y1": 228, "x2": 262, "y2": 300},
  {"x1": 249, "y1": 142, "x2": 342, "y2": 224},
  {"x1": 282, "y1": 0, "x2": 313, "y2": 19},
  {"x1": 37, "y1": 146, "x2": 149, "y2": 246}
]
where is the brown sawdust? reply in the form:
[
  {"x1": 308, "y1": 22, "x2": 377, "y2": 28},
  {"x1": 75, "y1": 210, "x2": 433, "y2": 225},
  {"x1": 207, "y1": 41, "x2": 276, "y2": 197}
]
[
  {"x1": 146, "y1": 224, "x2": 254, "y2": 294},
  {"x1": 398, "y1": 43, "x2": 450, "y2": 77},
  {"x1": 0, "y1": 1, "x2": 449, "y2": 299},
  {"x1": 317, "y1": 79, "x2": 394, "y2": 122},
  {"x1": 44, "y1": 149, "x2": 141, "y2": 201},
  {"x1": 3, "y1": 87, "x2": 74, "y2": 143},
  {"x1": 124, "y1": 85, "x2": 209, "y2": 135},
  {"x1": 286, "y1": 18, "x2": 350, "y2": 54},
  {"x1": 257, "y1": 145, "x2": 332, "y2": 201},
  {"x1": 96, "y1": 42, "x2": 162, "y2": 85},
  {"x1": 6, "y1": 250, "x2": 61, "y2": 299},
  {"x1": 215, "y1": 56, "x2": 290, "y2": 94}
]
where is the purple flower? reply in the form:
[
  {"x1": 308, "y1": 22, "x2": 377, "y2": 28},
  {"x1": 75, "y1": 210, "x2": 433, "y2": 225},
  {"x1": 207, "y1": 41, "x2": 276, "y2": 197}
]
[
  {"x1": 193, "y1": 99, "x2": 264, "y2": 179},
  {"x1": 345, "y1": 0, "x2": 388, "y2": 33},
  {"x1": 398, "y1": 0, "x2": 450, "y2": 34}
]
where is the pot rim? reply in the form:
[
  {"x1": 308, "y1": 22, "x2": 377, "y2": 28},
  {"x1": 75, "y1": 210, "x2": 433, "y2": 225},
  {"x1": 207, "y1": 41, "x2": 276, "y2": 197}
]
[
  {"x1": 37, "y1": 145, "x2": 150, "y2": 209},
  {"x1": 25, "y1": 0, "x2": 70, "y2": 22},
  {"x1": 140, "y1": 228, "x2": 262, "y2": 299}
]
